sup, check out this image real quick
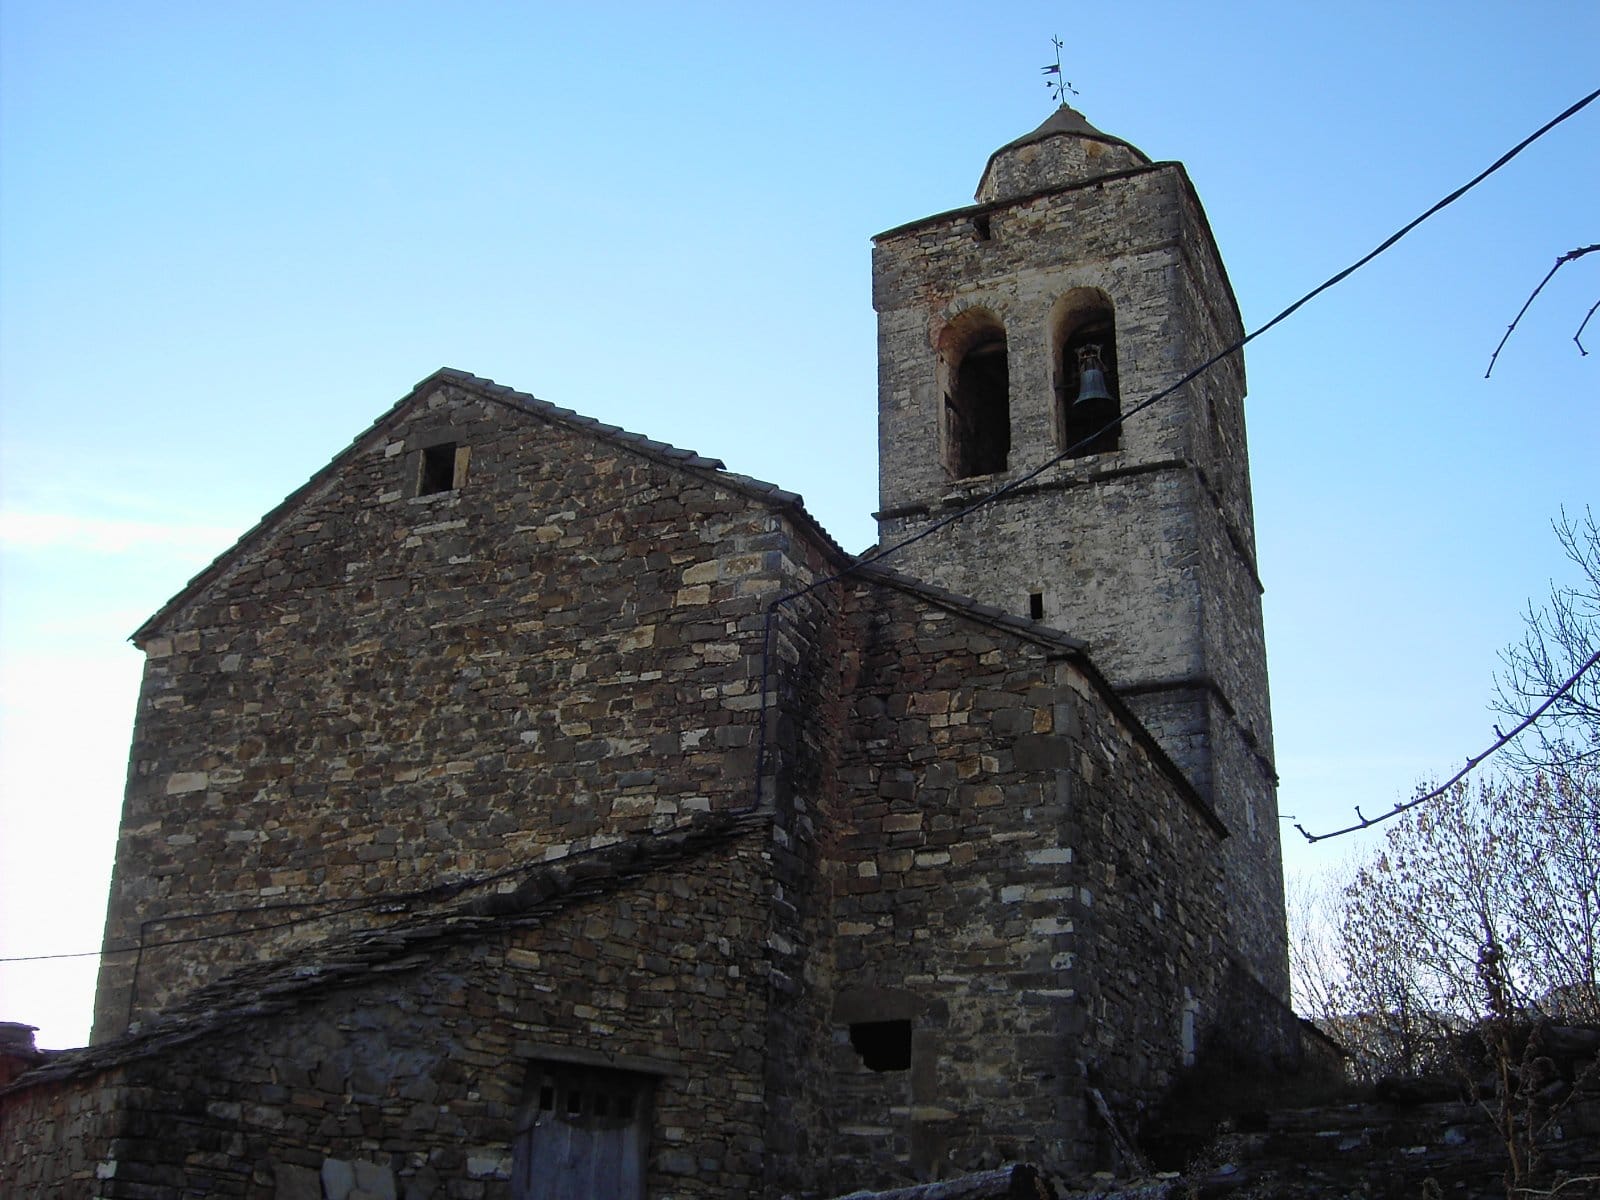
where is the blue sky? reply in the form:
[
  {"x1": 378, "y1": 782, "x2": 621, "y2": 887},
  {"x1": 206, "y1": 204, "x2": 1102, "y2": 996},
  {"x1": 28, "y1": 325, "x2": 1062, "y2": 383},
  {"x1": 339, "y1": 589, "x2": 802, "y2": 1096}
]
[{"x1": 1, "y1": 2, "x2": 1595, "y2": 1048}]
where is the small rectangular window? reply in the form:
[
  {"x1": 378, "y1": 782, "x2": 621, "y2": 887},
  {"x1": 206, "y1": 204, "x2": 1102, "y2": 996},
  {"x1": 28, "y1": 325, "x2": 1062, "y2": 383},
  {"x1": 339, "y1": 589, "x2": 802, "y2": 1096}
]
[
  {"x1": 418, "y1": 442, "x2": 460, "y2": 495},
  {"x1": 1029, "y1": 591, "x2": 1045, "y2": 621},
  {"x1": 849, "y1": 1019, "x2": 912, "y2": 1072}
]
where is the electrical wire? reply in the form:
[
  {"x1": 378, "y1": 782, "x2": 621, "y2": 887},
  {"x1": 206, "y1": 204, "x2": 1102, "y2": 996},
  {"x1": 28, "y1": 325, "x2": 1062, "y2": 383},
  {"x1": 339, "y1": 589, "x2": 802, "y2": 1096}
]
[
  {"x1": 5, "y1": 89, "x2": 1597, "y2": 966},
  {"x1": 752, "y1": 85, "x2": 1600, "y2": 805},
  {"x1": 0, "y1": 819, "x2": 723, "y2": 964},
  {"x1": 1293, "y1": 648, "x2": 1600, "y2": 843}
]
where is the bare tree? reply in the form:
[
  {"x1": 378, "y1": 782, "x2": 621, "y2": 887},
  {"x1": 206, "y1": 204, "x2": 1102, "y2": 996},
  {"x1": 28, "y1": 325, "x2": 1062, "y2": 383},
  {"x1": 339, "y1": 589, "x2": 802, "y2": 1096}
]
[
  {"x1": 1335, "y1": 772, "x2": 1599, "y2": 1032},
  {"x1": 1317, "y1": 769, "x2": 1600, "y2": 1196},
  {"x1": 1284, "y1": 868, "x2": 1345, "y2": 1025},
  {"x1": 1495, "y1": 508, "x2": 1600, "y2": 777}
]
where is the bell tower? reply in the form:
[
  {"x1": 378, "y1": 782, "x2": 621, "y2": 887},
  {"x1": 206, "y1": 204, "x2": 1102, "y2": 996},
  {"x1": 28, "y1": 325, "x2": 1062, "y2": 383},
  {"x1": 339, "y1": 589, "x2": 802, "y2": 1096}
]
[{"x1": 872, "y1": 106, "x2": 1287, "y2": 997}]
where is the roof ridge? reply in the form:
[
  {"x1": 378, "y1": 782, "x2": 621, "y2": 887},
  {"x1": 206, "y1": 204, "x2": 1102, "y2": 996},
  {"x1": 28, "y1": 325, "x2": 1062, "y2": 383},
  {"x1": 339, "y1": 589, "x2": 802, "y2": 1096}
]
[
  {"x1": 436, "y1": 370, "x2": 846, "y2": 556},
  {"x1": 132, "y1": 368, "x2": 852, "y2": 642},
  {"x1": 850, "y1": 560, "x2": 1088, "y2": 654}
]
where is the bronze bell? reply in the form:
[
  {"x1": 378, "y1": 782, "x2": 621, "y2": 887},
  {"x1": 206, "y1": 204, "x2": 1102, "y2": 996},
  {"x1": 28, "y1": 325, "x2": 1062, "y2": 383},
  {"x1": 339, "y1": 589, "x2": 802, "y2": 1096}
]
[{"x1": 1073, "y1": 344, "x2": 1112, "y2": 406}]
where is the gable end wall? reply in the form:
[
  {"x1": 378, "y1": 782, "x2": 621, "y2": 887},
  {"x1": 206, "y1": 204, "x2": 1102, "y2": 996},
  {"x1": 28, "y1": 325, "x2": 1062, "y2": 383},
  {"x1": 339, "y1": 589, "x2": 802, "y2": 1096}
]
[{"x1": 95, "y1": 383, "x2": 835, "y2": 1039}]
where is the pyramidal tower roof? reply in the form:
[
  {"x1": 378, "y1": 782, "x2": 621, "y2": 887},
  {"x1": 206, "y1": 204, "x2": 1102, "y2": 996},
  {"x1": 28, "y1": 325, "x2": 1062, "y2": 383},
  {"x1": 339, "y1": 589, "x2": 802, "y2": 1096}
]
[{"x1": 975, "y1": 104, "x2": 1151, "y2": 203}]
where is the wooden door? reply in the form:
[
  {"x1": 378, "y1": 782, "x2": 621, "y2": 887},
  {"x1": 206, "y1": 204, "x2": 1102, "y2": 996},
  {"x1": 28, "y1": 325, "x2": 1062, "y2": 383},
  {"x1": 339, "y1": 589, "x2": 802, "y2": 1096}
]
[{"x1": 513, "y1": 1064, "x2": 652, "y2": 1199}]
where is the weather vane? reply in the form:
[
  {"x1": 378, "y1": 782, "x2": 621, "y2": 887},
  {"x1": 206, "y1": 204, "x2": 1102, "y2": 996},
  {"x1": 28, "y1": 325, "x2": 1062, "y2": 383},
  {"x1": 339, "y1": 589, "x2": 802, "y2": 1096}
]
[{"x1": 1041, "y1": 36, "x2": 1078, "y2": 106}]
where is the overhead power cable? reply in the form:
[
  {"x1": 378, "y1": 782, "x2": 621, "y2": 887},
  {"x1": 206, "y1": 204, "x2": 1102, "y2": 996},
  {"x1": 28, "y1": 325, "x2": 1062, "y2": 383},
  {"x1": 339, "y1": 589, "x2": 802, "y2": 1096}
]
[
  {"x1": 753, "y1": 85, "x2": 1600, "y2": 805},
  {"x1": 5, "y1": 92, "x2": 1598, "y2": 967},
  {"x1": 0, "y1": 824, "x2": 704, "y2": 964},
  {"x1": 1294, "y1": 649, "x2": 1600, "y2": 843}
]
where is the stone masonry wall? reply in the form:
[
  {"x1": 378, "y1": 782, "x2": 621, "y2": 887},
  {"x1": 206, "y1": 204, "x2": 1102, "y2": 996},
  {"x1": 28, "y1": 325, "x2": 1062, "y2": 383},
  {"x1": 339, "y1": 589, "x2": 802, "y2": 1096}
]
[
  {"x1": 874, "y1": 465, "x2": 1287, "y2": 998},
  {"x1": 758, "y1": 568, "x2": 853, "y2": 1197},
  {"x1": 871, "y1": 159, "x2": 1285, "y2": 1003},
  {"x1": 1190, "y1": 470, "x2": 1286, "y2": 997},
  {"x1": 95, "y1": 379, "x2": 832, "y2": 1040},
  {"x1": 0, "y1": 1067, "x2": 129, "y2": 1195},
  {"x1": 793, "y1": 576, "x2": 1234, "y2": 1192},
  {"x1": 877, "y1": 469, "x2": 1203, "y2": 697},
  {"x1": 874, "y1": 168, "x2": 1200, "y2": 520},
  {"x1": 1172, "y1": 183, "x2": 1254, "y2": 554},
  {"x1": 13, "y1": 835, "x2": 776, "y2": 1199},
  {"x1": 1066, "y1": 690, "x2": 1233, "y2": 1135}
]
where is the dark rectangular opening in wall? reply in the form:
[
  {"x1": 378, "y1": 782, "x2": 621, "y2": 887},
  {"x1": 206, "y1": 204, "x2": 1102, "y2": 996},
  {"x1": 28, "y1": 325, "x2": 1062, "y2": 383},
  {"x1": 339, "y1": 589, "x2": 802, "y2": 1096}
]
[
  {"x1": 419, "y1": 442, "x2": 458, "y2": 495},
  {"x1": 1029, "y1": 591, "x2": 1044, "y2": 621},
  {"x1": 850, "y1": 1020, "x2": 912, "y2": 1071},
  {"x1": 972, "y1": 214, "x2": 992, "y2": 242}
]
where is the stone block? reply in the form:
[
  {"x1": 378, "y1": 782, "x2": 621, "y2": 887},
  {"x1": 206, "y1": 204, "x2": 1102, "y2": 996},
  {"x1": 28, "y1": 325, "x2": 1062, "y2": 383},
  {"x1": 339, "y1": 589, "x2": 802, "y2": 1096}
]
[{"x1": 322, "y1": 1158, "x2": 356, "y2": 1200}]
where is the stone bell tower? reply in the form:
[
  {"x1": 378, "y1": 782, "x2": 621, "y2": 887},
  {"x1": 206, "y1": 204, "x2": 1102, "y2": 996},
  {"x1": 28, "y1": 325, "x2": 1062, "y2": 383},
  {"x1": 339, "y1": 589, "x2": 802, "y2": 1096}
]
[{"x1": 872, "y1": 106, "x2": 1287, "y2": 997}]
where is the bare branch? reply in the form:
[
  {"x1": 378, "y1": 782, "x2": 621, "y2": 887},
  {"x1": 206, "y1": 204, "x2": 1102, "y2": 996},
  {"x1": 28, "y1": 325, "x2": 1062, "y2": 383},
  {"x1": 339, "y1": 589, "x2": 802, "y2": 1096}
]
[
  {"x1": 1297, "y1": 648, "x2": 1600, "y2": 842},
  {"x1": 1486, "y1": 244, "x2": 1600, "y2": 378},
  {"x1": 1494, "y1": 508, "x2": 1600, "y2": 775},
  {"x1": 1576, "y1": 298, "x2": 1599, "y2": 356},
  {"x1": 1514, "y1": 1176, "x2": 1600, "y2": 1197}
]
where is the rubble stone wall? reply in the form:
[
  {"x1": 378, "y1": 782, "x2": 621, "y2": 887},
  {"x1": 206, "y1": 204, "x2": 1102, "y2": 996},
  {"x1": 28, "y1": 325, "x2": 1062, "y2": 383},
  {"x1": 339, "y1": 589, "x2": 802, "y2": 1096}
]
[
  {"x1": 0, "y1": 1068, "x2": 128, "y2": 1196},
  {"x1": 796, "y1": 578, "x2": 1235, "y2": 1191},
  {"x1": 759, "y1": 566, "x2": 853, "y2": 1197},
  {"x1": 871, "y1": 161, "x2": 1285, "y2": 1005},
  {"x1": 15, "y1": 837, "x2": 776, "y2": 1199},
  {"x1": 94, "y1": 381, "x2": 826, "y2": 1040}
]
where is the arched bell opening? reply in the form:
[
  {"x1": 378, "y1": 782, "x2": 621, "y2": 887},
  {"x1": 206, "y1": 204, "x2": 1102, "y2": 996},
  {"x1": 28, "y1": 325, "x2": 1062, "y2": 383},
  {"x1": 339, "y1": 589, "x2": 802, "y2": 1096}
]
[
  {"x1": 938, "y1": 311, "x2": 1011, "y2": 479},
  {"x1": 1054, "y1": 291, "x2": 1121, "y2": 457}
]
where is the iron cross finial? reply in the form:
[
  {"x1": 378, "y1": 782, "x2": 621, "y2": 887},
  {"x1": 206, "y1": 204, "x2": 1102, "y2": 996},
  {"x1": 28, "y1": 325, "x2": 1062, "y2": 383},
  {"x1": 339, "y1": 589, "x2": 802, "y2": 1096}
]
[{"x1": 1040, "y1": 35, "x2": 1078, "y2": 107}]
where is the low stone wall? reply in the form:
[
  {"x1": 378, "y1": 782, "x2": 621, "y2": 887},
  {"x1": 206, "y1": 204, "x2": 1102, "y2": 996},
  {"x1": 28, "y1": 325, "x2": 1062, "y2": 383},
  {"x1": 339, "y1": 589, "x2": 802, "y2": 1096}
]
[{"x1": 5, "y1": 821, "x2": 777, "y2": 1198}]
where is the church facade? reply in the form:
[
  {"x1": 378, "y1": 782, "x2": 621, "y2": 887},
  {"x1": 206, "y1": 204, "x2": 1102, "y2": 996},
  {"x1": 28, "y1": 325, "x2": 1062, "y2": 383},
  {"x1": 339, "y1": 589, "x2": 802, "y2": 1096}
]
[{"x1": 1, "y1": 108, "x2": 1299, "y2": 1199}]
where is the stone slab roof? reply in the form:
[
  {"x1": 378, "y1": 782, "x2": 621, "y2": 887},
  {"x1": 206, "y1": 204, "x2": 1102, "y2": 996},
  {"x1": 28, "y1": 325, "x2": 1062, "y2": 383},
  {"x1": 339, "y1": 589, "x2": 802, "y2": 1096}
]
[
  {"x1": 981, "y1": 104, "x2": 1150, "y2": 172},
  {"x1": 853, "y1": 560, "x2": 1088, "y2": 655},
  {"x1": 3, "y1": 810, "x2": 767, "y2": 1094}
]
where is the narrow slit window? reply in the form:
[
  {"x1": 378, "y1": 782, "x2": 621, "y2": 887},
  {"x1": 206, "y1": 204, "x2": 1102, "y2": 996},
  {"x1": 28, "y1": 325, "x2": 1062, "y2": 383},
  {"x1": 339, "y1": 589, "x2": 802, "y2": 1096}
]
[
  {"x1": 849, "y1": 1019, "x2": 912, "y2": 1072},
  {"x1": 1029, "y1": 592, "x2": 1045, "y2": 621}
]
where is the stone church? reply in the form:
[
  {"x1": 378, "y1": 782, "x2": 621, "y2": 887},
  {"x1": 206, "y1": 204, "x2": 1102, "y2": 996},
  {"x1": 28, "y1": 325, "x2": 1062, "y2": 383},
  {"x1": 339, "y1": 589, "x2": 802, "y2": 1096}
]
[{"x1": 2, "y1": 106, "x2": 1303, "y2": 1198}]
